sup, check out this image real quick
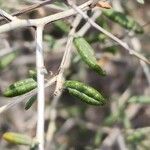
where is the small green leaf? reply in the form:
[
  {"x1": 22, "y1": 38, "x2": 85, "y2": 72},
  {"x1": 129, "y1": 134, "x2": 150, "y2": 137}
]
[
  {"x1": 25, "y1": 95, "x2": 37, "y2": 110},
  {"x1": 3, "y1": 132, "x2": 33, "y2": 146},
  {"x1": 0, "y1": 52, "x2": 17, "y2": 70},
  {"x1": 3, "y1": 78, "x2": 37, "y2": 97},
  {"x1": 74, "y1": 37, "x2": 106, "y2": 76},
  {"x1": 65, "y1": 80, "x2": 106, "y2": 106},
  {"x1": 102, "y1": 9, "x2": 144, "y2": 34},
  {"x1": 128, "y1": 96, "x2": 150, "y2": 104}
]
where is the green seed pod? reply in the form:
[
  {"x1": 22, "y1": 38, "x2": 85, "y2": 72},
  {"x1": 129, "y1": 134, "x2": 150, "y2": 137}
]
[
  {"x1": 128, "y1": 96, "x2": 150, "y2": 104},
  {"x1": 3, "y1": 78, "x2": 37, "y2": 97},
  {"x1": 29, "y1": 70, "x2": 37, "y2": 81},
  {"x1": 3, "y1": 132, "x2": 33, "y2": 146},
  {"x1": 25, "y1": 95, "x2": 37, "y2": 110},
  {"x1": 65, "y1": 80, "x2": 106, "y2": 106},
  {"x1": 102, "y1": 9, "x2": 143, "y2": 34},
  {"x1": 74, "y1": 37, "x2": 106, "y2": 76},
  {"x1": 0, "y1": 52, "x2": 17, "y2": 70}
]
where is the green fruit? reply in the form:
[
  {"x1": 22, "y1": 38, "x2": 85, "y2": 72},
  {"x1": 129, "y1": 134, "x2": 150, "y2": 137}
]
[
  {"x1": 103, "y1": 9, "x2": 143, "y2": 34},
  {"x1": 3, "y1": 132, "x2": 32, "y2": 146},
  {"x1": 0, "y1": 52, "x2": 17, "y2": 70},
  {"x1": 74, "y1": 37, "x2": 106, "y2": 76},
  {"x1": 3, "y1": 78, "x2": 37, "y2": 97},
  {"x1": 65, "y1": 80, "x2": 106, "y2": 106}
]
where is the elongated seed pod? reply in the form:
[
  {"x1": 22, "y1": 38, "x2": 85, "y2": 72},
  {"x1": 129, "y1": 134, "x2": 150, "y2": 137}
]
[
  {"x1": 25, "y1": 95, "x2": 37, "y2": 110},
  {"x1": 3, "y1": 78, "x2": 37, "y2": 97},
  {"x1": 3, "y1": 132, "x2": 33, "y2": 146},
  {"x1": 74, "y1": 37, "x2": 106, "y2": 76},
  {"x1": 0, "y1": 52, "x2": 17, "y2": 70},
  {"x1": 102, "y1": 9, "x2": 143, "y2": 34},
  {"x1": 65, "y1": 80, "x2": 106, "y2": 106}
]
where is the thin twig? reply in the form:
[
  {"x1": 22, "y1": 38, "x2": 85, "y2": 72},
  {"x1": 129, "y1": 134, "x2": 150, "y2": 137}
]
[
  {"x1": 36, "y1": 25, "x2": 45, "y2": 150},
  {"x1": 0, "y1": 9, "x2": 17, "y2": 21},
  {"x1": 128, "y1": 33, "x2": 150, "y2": 85},
  {"x1": 116, "y1": 132, "x2": 128, "y2": 150},
  {"x1": 26, "y1": 0, "x2": 67, "y2": 11},
  {"x1": 77, "y1": 9, "x2": 101, "y2": 36},
  {"x1": 46, "y1": 14, "x2": 82, "y2": 145},
  {"x1": 0, "y1": 0, "x2": 91, "y2": 33},
  {"x1": 100, "y1": 128, "x2": 120, "y2": 150},
  {"x1": 0, "y1": 0, "x2": 55, "y2": 22}
]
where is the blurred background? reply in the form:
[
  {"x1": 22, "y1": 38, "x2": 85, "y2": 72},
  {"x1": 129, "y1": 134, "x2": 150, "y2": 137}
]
[{"x1": 0, "y1": 0, "x2": 150, "y2": 150}]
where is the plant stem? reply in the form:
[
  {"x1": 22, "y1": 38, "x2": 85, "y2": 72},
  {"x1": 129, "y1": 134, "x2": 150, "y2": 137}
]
[
  {"x1": 0, "y1": 9, "x2": 17, "y2": 21},
  {"x1": 46, "y1": 15, "x2": 81, "y2": 146},
  {"x1": 36, "y1": 25, "x2": 45, "y2": 150}
]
